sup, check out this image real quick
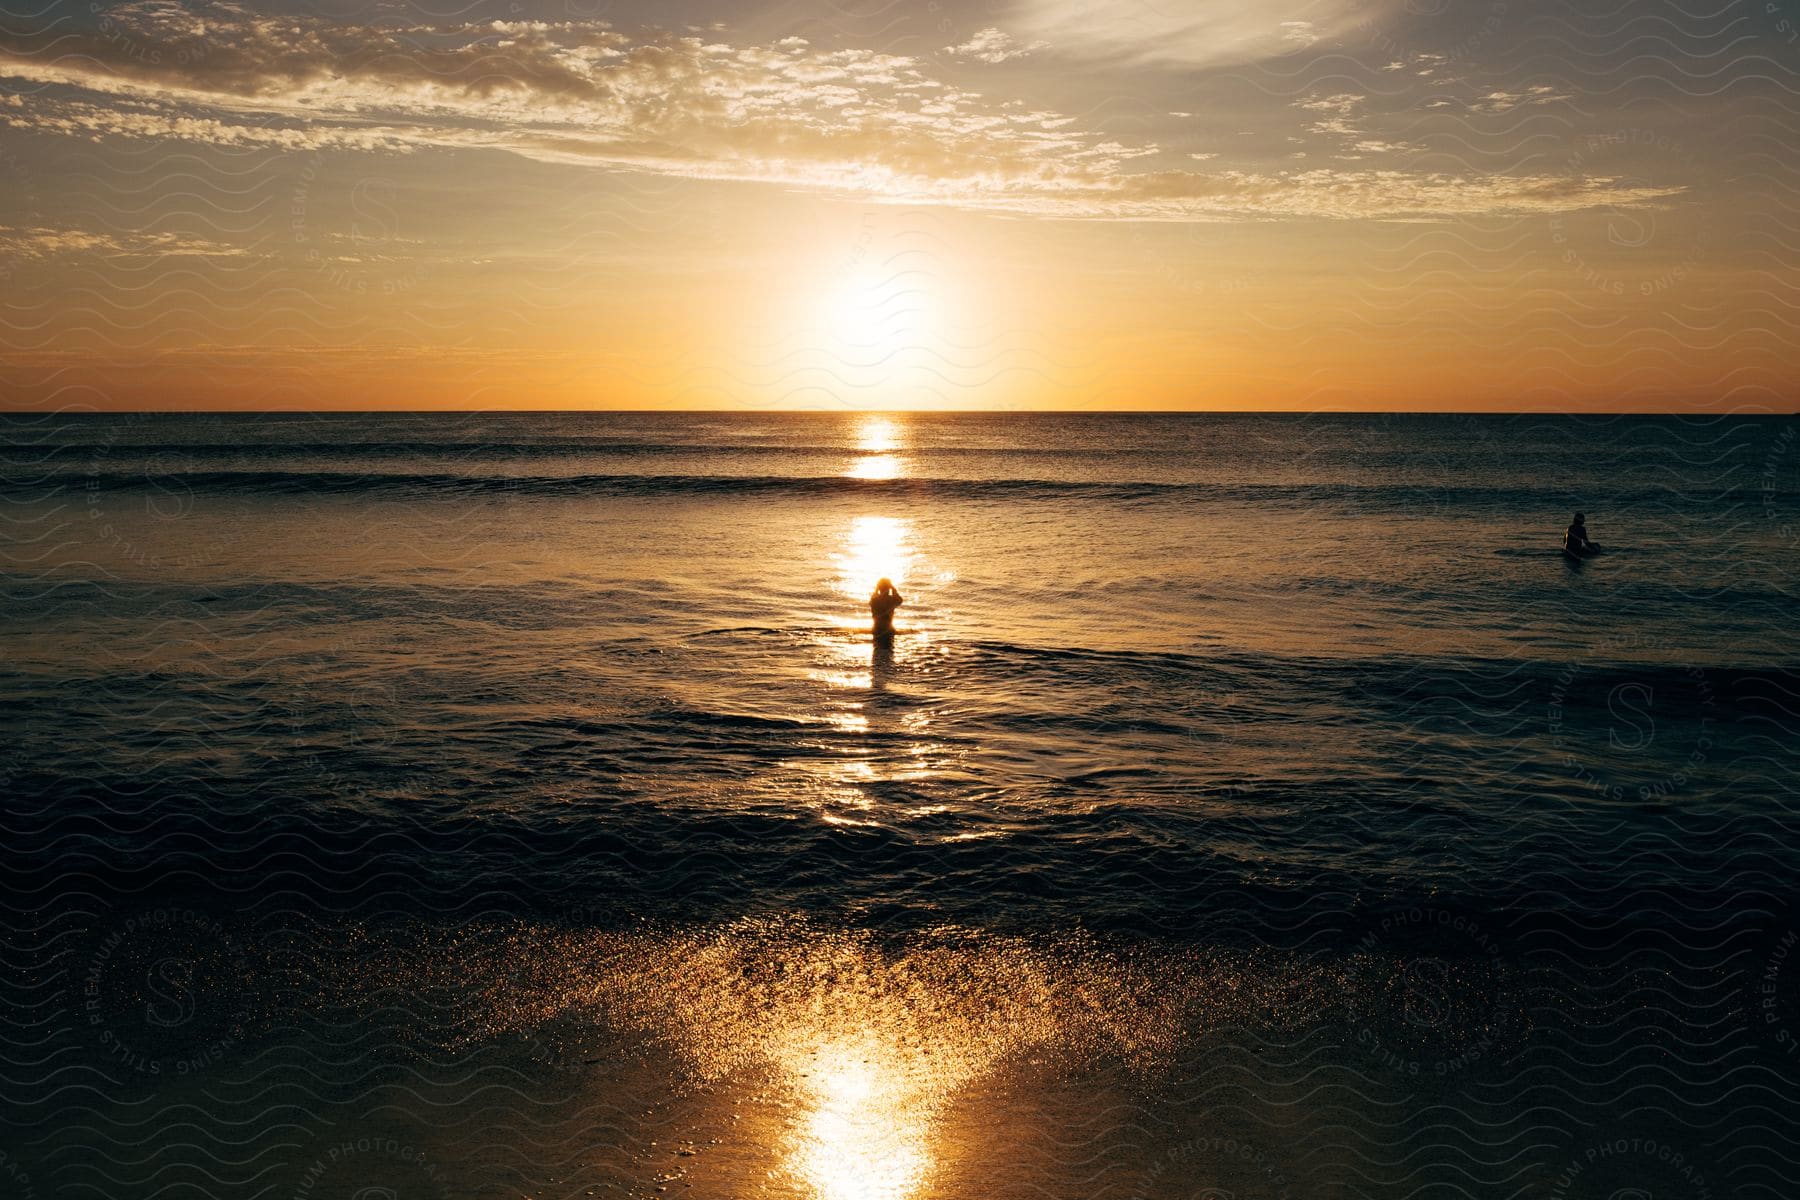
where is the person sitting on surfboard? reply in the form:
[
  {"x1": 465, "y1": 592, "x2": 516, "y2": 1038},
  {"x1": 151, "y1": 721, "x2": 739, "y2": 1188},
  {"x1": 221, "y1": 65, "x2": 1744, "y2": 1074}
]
[
  {"x1": 1565, "y1": 512, "x2": 1600, "y2": 557},
  {"x1": 870, "y1": 578, "x2": 903, "y2": 638}
]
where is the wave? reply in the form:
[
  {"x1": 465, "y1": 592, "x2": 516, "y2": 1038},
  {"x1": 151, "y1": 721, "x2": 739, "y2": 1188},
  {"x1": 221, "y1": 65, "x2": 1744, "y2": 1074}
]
[
  {"x1": 0, "y1": 440, "x2": 1178, "y2": 461},
  {"x1": 5, "y1": 467, "x2": 1778, "y2": 508}
]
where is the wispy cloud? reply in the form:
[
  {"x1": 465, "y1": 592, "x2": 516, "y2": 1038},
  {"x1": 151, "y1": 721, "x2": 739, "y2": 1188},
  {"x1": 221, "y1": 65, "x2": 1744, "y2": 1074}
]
[
  {"x1": 1063, "y1": 169, "x2": 1684, "y2": 220},
  {"x1": 1294, "y1": 92, "x2": 1427, "y2": 160},
  {"x1": 1298, "y1": 93, "x2": 1367, "y2": 138},
  {"x1": 1009, "y1": 0, "x2": 1398, "y2": 68},
  {"x1": 0, "y1": 3, "x2": 1680, "y2": 222},
  {"x1": 0, "y1": 224, "x2": 253, "y2": 258},
  {"x1": 1469, "y1": 85, "x2": 1571, "y2": 113},
  {"x1": 943, "y1": 28, "x2": 1046, "y2": 64}
]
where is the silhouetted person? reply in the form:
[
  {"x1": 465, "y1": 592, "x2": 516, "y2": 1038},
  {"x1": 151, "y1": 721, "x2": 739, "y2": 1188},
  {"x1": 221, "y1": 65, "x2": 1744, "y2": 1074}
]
[
  {"x1": 1565, "y1": 511, "x2": 1600, "y2": 557},
  {"x1": 870, "y1": 578, "x2": 903, "y2": 639}
]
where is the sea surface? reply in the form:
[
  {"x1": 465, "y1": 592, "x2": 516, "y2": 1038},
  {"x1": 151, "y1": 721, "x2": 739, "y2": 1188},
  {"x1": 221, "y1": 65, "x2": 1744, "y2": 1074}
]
[{"x1": 2, "y1": 411, "x2": 1797, "y2": 1200}]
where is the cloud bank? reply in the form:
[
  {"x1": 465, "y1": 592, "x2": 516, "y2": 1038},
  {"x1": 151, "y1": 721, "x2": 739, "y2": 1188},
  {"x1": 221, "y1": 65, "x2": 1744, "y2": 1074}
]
[{"x1": 0, "y1": 3, "x2": 1680, "y2": 221}]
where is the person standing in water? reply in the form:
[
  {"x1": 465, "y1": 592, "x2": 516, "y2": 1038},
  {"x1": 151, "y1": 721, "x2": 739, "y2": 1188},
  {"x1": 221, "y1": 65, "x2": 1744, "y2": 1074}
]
[
  {"x1": 869, "y1": 578, "x2": 903, "y2": 638},
  {"x1": 1565, "y1": 512, "x2": 1600, "y2": 557}
]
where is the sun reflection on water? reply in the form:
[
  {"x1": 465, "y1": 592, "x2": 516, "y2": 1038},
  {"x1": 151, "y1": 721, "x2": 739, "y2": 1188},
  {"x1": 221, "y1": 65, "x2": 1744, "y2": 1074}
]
[
  {"x1": 857, "y1": 417, "x2": 901, "y2": 454},
  {"x1": 836, "y1": 515, "x2": 912, "y2": 602},
  {"x1": 408, "y1": 919, "x2": 1269, "y2": 1200},
  {"x1": 847, "y1": 454, "x2": 903, "y2": 480},
  {"x1": 790, "y1": 1038, "x2": 931, "y2": 1200},
  {"x1": 847, "y1": 415, "x2": 906, "y2": 480}
]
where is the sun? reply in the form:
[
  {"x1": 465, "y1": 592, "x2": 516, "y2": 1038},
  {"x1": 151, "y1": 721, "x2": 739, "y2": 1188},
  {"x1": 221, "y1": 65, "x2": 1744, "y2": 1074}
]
[
  {"x1": 810, "y1": 262, "x2": 949, "y2": 407},
  {"x1": 822, "y1": 265, "x2": 930, "y2": 353}
]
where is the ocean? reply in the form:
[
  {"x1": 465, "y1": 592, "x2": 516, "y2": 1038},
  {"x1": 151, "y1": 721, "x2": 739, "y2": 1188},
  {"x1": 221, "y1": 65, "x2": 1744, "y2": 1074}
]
[{"x1": 2, "y1": 410, "x2": 1796, "y2": 1200}]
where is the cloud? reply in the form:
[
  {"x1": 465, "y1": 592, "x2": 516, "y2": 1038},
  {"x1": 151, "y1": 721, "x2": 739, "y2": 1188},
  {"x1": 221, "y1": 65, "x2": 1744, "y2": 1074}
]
[
  {"x1": 1009, "y1": 0, "x2": 1401, "y2": 68},
  {"x1": 1469, "y1": 85, "x2": 1570, "y2": 113},
  {"x1": 1295, "y1": 92, "x2": 1425, "y2": 159},
  {"x1": 0, "y1": 3, "x2": 1681, "y2": 222},
  {"x1": 12, "y1": 98, "x2": 418, "y2": 151},
  {"x1": 1280, "y1": 21, "x2": 1319, "y2": 49},
  {"x1": 944, "y1": 28, "x2": 1046, "y2": 64},
  {"x1": 0, "y1": 224, "x2": 252, "y2": 258},
  {"x1": 1087, "y1": 170, "x2": 1685, "y2": 221},
  {"x1": 1299, "y1": 93, "x2": 1366, "y2": 138}
]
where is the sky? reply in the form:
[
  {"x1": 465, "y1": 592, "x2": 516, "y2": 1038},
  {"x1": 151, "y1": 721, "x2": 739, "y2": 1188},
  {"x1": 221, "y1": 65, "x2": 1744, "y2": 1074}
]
[{"x1": 0, "y1": 0, "x2": 1796, "y2": 411}]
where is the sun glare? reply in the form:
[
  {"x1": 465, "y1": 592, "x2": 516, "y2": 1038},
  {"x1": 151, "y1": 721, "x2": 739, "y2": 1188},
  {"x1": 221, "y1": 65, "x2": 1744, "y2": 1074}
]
[
  {"x1": 790, "y1": 1039, "x2": 931, "y2": 1200},
  {"x1": 848, "y1": 414, "x2": 906, "y2": 479},
  {"x1": 805, "y1": 262, "x2": 955, "y2": 407},
  {"x1": 823, "y1": 266, "x2": 935, "y2": 355},
  {"x1": 835, "y1": 515, "x2": 912, "y2": 601},
  {"x1": 847, "y1": 455, "x2": 902, "y2": 479},
  {"x1": 856, "y1": 416, "x2": 901, "y2": 454}
]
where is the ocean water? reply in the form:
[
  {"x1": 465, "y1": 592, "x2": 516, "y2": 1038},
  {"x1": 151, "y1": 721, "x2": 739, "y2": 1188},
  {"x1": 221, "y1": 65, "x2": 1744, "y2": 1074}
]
[{"x1": 2, "y1": 411, "x2": 1797, "y2": 1200}]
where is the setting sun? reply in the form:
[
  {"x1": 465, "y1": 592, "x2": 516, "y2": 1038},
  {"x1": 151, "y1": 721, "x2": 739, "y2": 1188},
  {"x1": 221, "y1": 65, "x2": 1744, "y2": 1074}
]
[{"x1": 822, "y1": 267, "x2": 936, "y2": 357}]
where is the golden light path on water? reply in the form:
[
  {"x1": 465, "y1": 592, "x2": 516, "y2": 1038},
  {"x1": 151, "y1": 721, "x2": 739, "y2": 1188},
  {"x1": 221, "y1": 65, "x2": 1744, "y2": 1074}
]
[
  {"x1": 836, "y1": 416, "x2": 913, "y2": 607},
  {"x1": 783, "y1": 419, "x2": 989, "y2": 1193},
  {"x1": 813, "y1": 414, "x2": 958, "y2": 824},
  {"x1": 813, "y1": 512, "x2": 924, "y2": 817},
  {"x1": 788, "y1": 1036, "x2": 931, "y2": 1200},
  {"x1": 352, "y1": 919, "x2": 1348, "y2": 1199},
  {"x1": 847, "y1": 454, "x2": 903, "y2": 480},
  {"x1": 533, "y1": 921, "x2": 1200, "y2": 1200},
  {"x1": 847, "y1": 415, "x2": 905, "y2": 480},
  {"x1": 835, "y1": 515, "x2": 913, "y2": 602}
]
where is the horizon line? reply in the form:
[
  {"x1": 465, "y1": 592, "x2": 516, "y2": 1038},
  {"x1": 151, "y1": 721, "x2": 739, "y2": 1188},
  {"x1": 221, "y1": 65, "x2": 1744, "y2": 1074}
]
[{"x1": 4, "y1": 407, "x2": 1795, "y2": 418}]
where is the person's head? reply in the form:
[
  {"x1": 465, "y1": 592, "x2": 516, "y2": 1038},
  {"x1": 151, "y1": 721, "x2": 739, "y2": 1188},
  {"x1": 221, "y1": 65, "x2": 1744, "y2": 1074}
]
[
  {"x1": 875, "y1": 577, "x2": 893, "y2": 592},
  {"x1": 1572, "y1": 512, "x2": 1585, "y2": 526}
]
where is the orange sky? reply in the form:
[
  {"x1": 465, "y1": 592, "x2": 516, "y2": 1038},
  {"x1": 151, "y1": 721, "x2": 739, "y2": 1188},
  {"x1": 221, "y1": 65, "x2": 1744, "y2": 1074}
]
[{"x1": 1, "y1": 1, "x2": 1795, "y2": 411}]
